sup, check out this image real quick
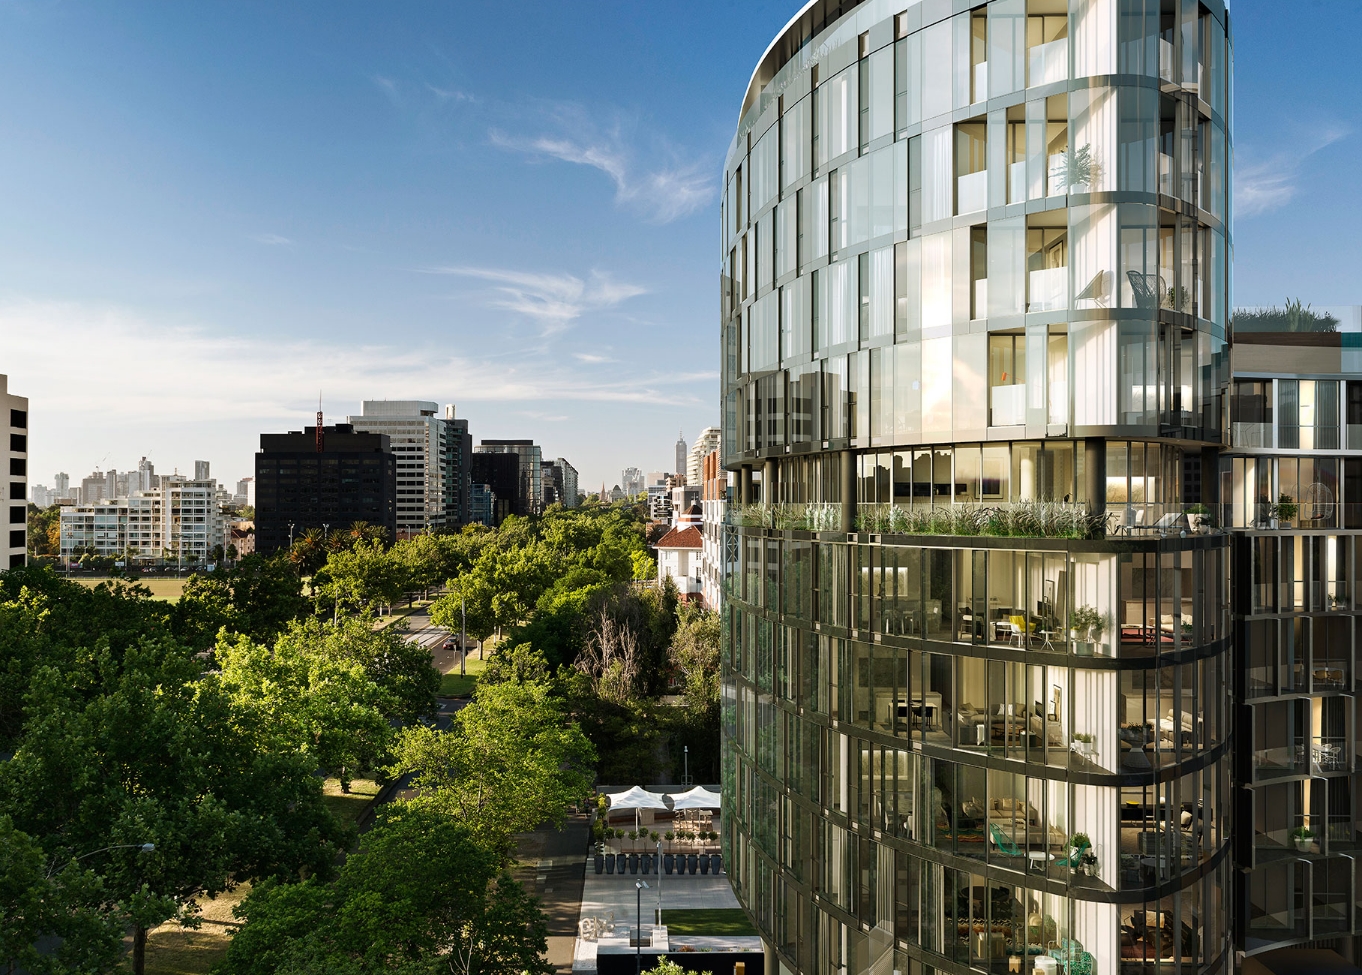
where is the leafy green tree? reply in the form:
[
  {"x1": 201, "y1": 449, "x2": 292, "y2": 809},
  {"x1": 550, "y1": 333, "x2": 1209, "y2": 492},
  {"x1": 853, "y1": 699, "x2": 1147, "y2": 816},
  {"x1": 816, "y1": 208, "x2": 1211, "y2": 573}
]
[
  {"x1": 669, "y1": 605, "x2": 721, "y2": 712},
  {"x1": 390, "y1": 679, "x2": 595, "y2": 846},
  {"x1": 221, "y1": 808, "x2": 550, "y2": 975},
  {"x1": 0, "y1": 816, "x2": 127, "y2": 975},
  {"x1": 316, "y1": 539, "x2": 411, "y2": 616},
  {"x1": 274, "y1": 615, "x2": 438, "y2": 726},
  {"x1": 171, "y1": 554, "x2": 307, "y2": 649},
  {"x1": 215, "y1": 630, "x2": 395, "y2": 790},
  {"x1": 0, "y1": 639, "x2": 347, "y2": 975}
]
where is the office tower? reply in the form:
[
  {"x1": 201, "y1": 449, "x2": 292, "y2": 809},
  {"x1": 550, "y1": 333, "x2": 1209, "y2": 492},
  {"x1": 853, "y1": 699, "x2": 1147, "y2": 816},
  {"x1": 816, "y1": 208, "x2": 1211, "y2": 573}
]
[
  {"x1": 234, "y1": 477, "x2": 254, "y2": 507},
  {"x1": 2, "y1": 375, "x2": 28, "y2": 569},
  {"x1": 622, "y1": 467, "x2": 645, "y2": 498},
  {"x1": 719, "y1": 4, "x2": 1233, "y2": 975},
  {"x1": 473, "y1": 440, "x2": 543, "y2": 516},
  {"x1": 470, "y1": 452, "x2": 519, "y2": 526},
  {"x1": 254, "y1": 422, "x2": 397, "y2": 554},
  {"x1": 675, "y1": 431, "x2": 687, "y2": 479},
  {"x1": 194, "y1": 460, "x2": 211, "y2": 481},
  {"x1": 29, "y1": 485, "x2": 52, "y2": 509},
  {"x1": 80, "y1": 473, "x2": 107, "y2": 505},
  {"x1": 558, "y1": 458, "x2": 581, "y2": 508},
  {"x1": 138, "y1": 457, "x2": 155, "y2": 492},
  {"x1": 54, "y1": 472, "x2": 70, "y2": 498},
  {"x1": 347, "y1": 401, "x2": 473, "y2": 535},
  {"x1": 469, "y1": 483, "x2": 497, "y2": 527}
]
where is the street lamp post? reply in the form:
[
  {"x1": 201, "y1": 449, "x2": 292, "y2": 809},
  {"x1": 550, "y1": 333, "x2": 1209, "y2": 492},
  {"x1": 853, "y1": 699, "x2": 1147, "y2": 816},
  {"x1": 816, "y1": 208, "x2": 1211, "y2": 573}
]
[
  {"x1": 683, "y1": 745, "x2": 691, "y2": 787},
  {"x1": 460, "y1": 596, "x2": 467, "y2": 677},
  {"x1": 634, "y1": 880, "x2": 649, "y2": 975},
  {"x1": 48, "y1": 841, "x2": 154, "y2": 879}
]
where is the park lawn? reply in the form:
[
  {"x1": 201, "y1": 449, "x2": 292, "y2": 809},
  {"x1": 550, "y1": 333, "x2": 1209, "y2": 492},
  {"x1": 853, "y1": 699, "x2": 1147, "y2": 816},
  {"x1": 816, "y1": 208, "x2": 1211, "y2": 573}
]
[
  {"x1": 439, "y1": 654, "x2": 487, "y2": 698},
  {"x1": 144, "y1": 883, "x2": 249, "y2": 975},
  {"x1": 71, "y1": 576, "x2": 189, "y2": 601},
  {"x1": 321, "y1": 776, "x2": 382, "y2": 827},
  {"x1": 661, "y1": 908, "x2": 757, "y2": 937}
]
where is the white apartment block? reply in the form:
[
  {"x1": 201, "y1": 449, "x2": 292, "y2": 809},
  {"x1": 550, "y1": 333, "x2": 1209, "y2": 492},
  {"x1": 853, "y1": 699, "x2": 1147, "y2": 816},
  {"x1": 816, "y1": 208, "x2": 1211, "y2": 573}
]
[
  {"x1": 3, "y1": 375, "x2": 28, "y2": 569},
  {"x1": 348, "y1": 400, "x2": 470, "y2": 535},
  {"x1": 59, "y1": 477, "x2": 227, "y2": 566},
  {"x1": 686, "y1": 426, "x2": 720, "y2": 486},
  {"x1": 554, "y1": 457, "x2": 579, "y2": 508}
]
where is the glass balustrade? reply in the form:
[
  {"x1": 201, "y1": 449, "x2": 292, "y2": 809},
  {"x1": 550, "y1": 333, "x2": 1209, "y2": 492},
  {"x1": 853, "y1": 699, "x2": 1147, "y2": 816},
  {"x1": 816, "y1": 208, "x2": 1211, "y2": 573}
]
[
  {"x1": 1028, "y1": 266, "x2": 1068, "y2": 312},
  {"x1": 990, "y1": 384, "x2": 1026, "y2": 426},
  {"x1": 957, "y1": 170, "x2": 987, "y2": 214},
  {"x1": 1029, "y1": 37, "x2": 1067, "y2": 87}
]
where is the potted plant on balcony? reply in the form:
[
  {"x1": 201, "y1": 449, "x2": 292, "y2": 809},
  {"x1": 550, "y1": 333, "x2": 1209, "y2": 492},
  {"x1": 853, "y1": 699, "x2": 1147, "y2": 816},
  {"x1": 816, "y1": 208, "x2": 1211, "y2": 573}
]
[
  {"x1": 1186, "y1": 503, "x2": 1209, "y2": 533},
  {"x1": 1071, "y1": 732, "x2": 1095, "y2": 756},
  {"x1": 1291, "y1": 826, "x2": 1314, "y2": 852},
  {"x1": 1078, "y1": 851, "x2": 1099, "y2": 878},
  {"x1": 1069, "y1": 606, "x2": 1104, "y2": 654},
  {"x1": 1277, "y1": 493, "x2": 1298, "y2": 525}
]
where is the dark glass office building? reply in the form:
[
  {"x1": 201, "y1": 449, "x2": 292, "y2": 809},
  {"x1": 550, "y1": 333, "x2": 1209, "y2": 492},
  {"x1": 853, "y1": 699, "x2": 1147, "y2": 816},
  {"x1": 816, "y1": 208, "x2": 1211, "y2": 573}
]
[
  {"x1": 720, "y1": 2, "x2": 1236, "y2": 973},
  {"x1": 254, "y1": 423, "x2": 397, "y2": 554}
]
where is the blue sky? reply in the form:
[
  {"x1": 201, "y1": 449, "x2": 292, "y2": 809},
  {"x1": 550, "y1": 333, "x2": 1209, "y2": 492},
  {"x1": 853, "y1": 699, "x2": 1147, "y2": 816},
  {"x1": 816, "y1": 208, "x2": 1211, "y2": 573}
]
[{"x1": 1, "y1": 1, "x2": 1359, "y2": 492}]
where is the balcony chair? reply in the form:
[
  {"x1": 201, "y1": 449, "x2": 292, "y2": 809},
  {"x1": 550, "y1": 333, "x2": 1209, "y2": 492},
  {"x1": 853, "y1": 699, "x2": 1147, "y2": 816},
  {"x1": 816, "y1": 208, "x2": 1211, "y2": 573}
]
[
  {"x1": 1126, "y1": 270, "x2": 1167, "y2": 311},
  {"x1": 1054, "y1": 836, "x2": 1090, "y2": 869}
]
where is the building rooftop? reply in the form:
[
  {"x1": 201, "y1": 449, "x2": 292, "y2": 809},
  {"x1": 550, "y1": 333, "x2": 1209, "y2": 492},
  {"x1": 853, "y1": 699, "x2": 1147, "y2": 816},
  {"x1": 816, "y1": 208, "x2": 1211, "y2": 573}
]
[{"x1": 655, "y1": 526, "x2": 703, "y2": 550}]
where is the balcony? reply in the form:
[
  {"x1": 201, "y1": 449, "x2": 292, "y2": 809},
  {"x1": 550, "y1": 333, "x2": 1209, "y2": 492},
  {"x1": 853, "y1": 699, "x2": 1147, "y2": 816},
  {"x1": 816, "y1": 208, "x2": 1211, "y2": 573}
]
[
  {"x1": 1009, "y1": 160, "x2": 1025, "y2": 204},
  {"x1": 1159, "y1": 38, "x2": 1174, "y2": 83},
  {"x1": 957, "y1": 170, "x2": 987, "y2": 214},
  {"x1": 1029, "y1": 37, "x2": 1068, "y2": 87},
  {"x1": 990, "y1": 384, "x2": 1025, "y2": 426},
  {"x1": 1310, "y1": 737, "x2": 1348, "y2": 772},
  {"x1": 1232, "y1": 422, "x2": 1273, "y2": 448},
  {"x1": 973, "y1": 278, "x2": 988, "y2": 320},
  {"x1": 972, "y1": 61, "x2": 988, "y2": 103},
  {"x1": 1028, "y1": 266, "x2": 1068, "y2": 312}
]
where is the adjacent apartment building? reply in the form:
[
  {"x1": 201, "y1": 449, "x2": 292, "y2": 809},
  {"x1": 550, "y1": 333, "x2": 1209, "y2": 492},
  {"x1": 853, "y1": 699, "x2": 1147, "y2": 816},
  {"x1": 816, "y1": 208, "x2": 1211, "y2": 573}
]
[
  {"x1": 3, "y1": 375, "x2": 28, "y2": 569},
  {"x1": 59, "y1": 476, "x2": 229, "y2": 566},
  {"x1": 347, "y1": 401, "x2": 473, "y2": 534},
  {"x1": 254, "y1": 422, "x2": 397, "y2": 554},
  {"x1": 720, "y1": 3, "x2": 1237, "y2": 975},
  {"x1": 1221, "y1": 306, "x2": 1362, "y2": 954}
]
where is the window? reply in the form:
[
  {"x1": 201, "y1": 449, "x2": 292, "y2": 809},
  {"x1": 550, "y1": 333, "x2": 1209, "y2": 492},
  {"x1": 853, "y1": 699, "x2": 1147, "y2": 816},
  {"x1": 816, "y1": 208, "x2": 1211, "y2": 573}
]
[
  {"x1": 9, "y1": 409, "x2": 25, "y2": 429},
  {"x1": 9, "y1": 505, "x2": 23, "y2": 524},
  {"x1": 9, "y1": 434, "x2": 25, "y2": 453},
  {"x1": 9, "y1": 458, "x2": 24, "y2": 476}
]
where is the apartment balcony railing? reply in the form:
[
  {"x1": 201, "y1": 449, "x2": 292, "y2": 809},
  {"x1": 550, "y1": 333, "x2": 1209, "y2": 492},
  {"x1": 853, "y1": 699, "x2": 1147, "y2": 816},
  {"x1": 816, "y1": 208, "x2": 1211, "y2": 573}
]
[
  {"x1": 972, "y1": 61, "x2": 988, "y2": 103},
  {"x1": 1029, "y1": 37, "x2": 1067, "y2": 87},
  {"x1": 957, "y1": 170, "x2": 987, "y2": 215},
  {"x1": 1028, "y1": 266, "x2": 1068, "y2": 312},
  {"x1": 1009, "y1": 160, "x2": 1025, "y2": 204},
  {"x1": 1254, "y1": 740, "x2": 1308, "y2": 781},
  {"x1": 990, "y1": 384, "x2": 1025, "y2": 426},
  {"x1": 1310, "y1": 736, "x2": 1348, "y2": 772}
]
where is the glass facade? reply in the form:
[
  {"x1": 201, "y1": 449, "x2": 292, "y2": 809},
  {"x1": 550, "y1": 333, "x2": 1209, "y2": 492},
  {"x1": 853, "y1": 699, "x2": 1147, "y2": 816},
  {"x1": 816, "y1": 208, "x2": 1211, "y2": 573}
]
[{"x1": 720, "y1": 1, "x2": 1234, "y2": 972}]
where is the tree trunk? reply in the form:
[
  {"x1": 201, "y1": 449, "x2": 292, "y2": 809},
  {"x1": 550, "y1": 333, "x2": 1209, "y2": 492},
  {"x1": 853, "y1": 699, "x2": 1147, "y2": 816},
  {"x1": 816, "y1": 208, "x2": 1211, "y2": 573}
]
[{"x1": 133, "y1": 923, "x2": 147, "y2": 975}]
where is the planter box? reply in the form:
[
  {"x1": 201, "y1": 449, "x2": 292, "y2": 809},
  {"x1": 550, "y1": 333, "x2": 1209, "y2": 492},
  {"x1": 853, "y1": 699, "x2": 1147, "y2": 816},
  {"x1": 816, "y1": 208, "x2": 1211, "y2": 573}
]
[
  {"x1": 710, "y1": 853, "x2": 723, "y2": 874},
  {"x1": 628, "y1": 854, "x2": 639, "y2": 874},
  {"x1": 595, "y1": 855, "x2": 604, "y2": 875},
  {"x1": 687, "y1": 854, "x2": 698, "y2": 874},
  {"x1": 663, "y1": 853, "x2": 674, "y2": 874},
  {"x1": 605, "y1": 854, "x2": 615, "y2": 874}
]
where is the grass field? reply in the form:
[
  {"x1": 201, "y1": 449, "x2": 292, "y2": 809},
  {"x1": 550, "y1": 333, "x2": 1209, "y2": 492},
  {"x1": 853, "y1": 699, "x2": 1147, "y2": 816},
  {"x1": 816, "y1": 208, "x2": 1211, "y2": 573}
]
[
  {"x1": 321, "y1": 776, "x2": 382, "y2": 827},
  {"x1": 70, "y1": 576, "x2": 189, "y2": 601},
  {"x1": 660, "y1": 909, "x2": 757, "y2": 936},
  {"x1": 144, "y1": 884, "x2": 250, "y2": 975},
  {"x1": 439, "y1": 654, "x2": 487, "y2": 698}
]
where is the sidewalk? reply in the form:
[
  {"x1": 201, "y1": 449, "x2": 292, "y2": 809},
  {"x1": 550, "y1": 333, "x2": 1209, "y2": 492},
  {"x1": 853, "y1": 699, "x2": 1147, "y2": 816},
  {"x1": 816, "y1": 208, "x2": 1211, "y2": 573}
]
[{"x1": 512, "y1": 813, "x2": 592, "y2": 973}]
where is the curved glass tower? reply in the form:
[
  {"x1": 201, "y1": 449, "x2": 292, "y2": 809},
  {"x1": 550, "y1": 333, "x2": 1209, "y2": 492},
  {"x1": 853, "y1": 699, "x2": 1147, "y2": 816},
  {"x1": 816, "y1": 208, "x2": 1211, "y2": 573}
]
[{"x1": 719, "y1": 1, "x2": 1234, "y2": 973}]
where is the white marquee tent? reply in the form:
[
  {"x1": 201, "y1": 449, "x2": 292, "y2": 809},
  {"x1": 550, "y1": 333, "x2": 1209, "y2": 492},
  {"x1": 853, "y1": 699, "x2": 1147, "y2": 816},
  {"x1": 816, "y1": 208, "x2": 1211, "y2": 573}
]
[{"x1": 668, "y1": 785, "x2": 722, "y2": 810}]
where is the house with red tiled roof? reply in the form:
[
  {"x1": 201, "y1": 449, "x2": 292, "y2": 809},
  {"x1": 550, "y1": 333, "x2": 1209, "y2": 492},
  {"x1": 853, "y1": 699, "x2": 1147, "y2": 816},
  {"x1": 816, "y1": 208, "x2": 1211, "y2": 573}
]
[{"x1": 655, "y1": 523, "x2": 704, "y2": 603}]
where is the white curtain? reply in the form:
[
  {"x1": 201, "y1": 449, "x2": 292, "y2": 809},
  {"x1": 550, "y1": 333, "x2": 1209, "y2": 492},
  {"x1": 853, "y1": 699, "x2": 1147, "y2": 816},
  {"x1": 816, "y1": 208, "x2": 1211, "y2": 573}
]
[
  {"x1": 1072, "y1": 320, "x2": 1115, "y2": 426},
  {"x1": 1070, "y1": 0, "x2": 1118, "y2": 78}
]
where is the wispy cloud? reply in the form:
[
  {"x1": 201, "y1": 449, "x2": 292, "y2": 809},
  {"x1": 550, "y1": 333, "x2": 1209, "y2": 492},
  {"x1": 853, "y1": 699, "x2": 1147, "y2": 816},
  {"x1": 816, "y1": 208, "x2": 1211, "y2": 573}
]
[
  {"x1": 573, "y1": 352, "x2": 612, "y2": 364},
  {"x1": 0, "y1": 300, "x2": 702, "y2": 424},
  {"x1": 1236, "y1": 125, "x2": 1350, "y2": 217},
  {"x1": 417, "y1": 265, "x2": 645, "y2": 335},
  {"x1": 490, "y1": 104, "x2": 715, "y2": 224},
  {"x1": 371, "y1": 75, "x2": 400, "y2": 107},
  {"x1": 426, "y1": 83, "x2": 473, "y2": 104},
  {"x1": 250, "y1": 233, "x2": 294, "y2": 246}
]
